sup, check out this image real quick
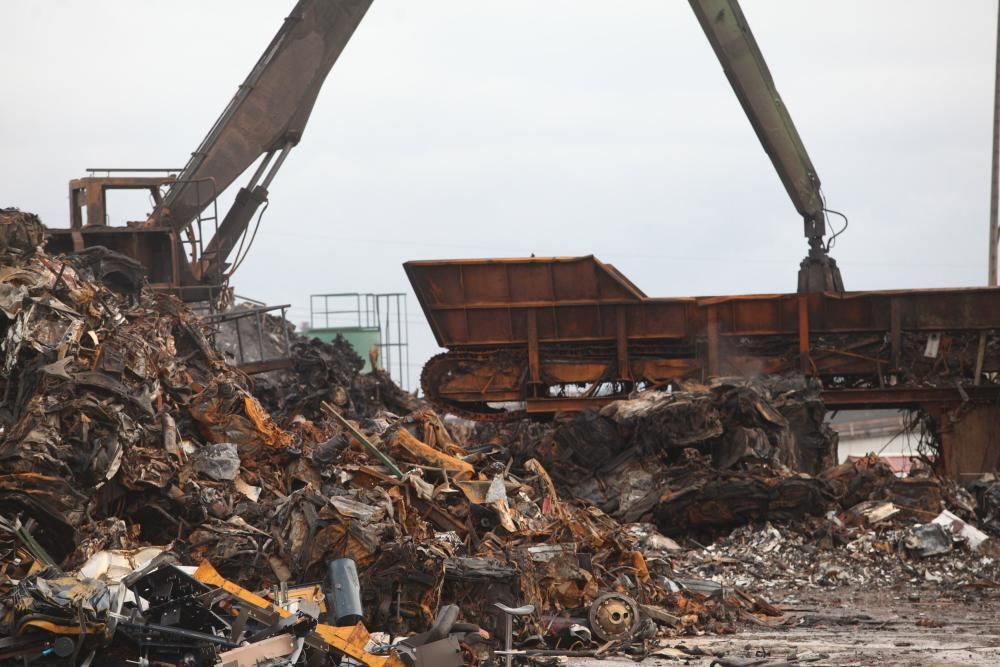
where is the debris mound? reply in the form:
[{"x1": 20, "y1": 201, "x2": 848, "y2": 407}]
[
  {"x1": 0, "y1": 241, "x2": 288, "y2": 565},
  {"x1": 528, "y1": 379, "x2": 839, "y2": 535},
  {"x1": 0, "y1": 218, "x2": 766, "y2": 662},
  {"x1": 4, "y1": 210, "x2": 1000, "y2": 664},
  {"x1": 214, "y1": 304, "x2": 419, "y2": 423}
]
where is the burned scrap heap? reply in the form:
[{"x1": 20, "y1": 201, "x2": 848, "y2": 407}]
[
  {"x1": 0, "y1": 208, "x2": 293, "y2": 566},
  {"x1": 214, "y1": 304, "x2": 418, "y2": 424},
  {"x1": 6, "y1": 208, "x2": 1000, "y2": 664},
  {"x1": 0, "y1": 208, "x2": 776, "y2": 663},
  {"x1": 513, "y1": 376, "x2": 840, "y2": 537},
  {"x1": 258, "y1": 334, "x2": 418, "y2": 424}
]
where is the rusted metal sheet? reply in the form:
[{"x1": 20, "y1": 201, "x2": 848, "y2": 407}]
[
  {"x1": 46, "y1": 226, "x2": 180, "y2": 291},
  {"x1": 407, "y1": 256, "x2": 1000, "y2": 420},
  {"x1": 937, "y1": 403, "x2": 1000, "y2": 478},
  {"x1": 407, "y1": 257, "x2": 1000, "y2": 348}
]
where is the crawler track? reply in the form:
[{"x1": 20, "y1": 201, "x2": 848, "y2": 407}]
[{"x1": 420, "y1": 351, "x2": 528, "y2": 422}]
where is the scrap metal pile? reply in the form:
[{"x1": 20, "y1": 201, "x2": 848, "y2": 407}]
[
  {"x1": 679, "y1": 456, "x2": 1000, "y2": 615},
  {"x1": 0, "y1": 209, "x2": 775, "y2": 663},
  {"x1": 254, "y1": 333, "x2": 418, "y2": 424},
  {"x1": 212, "y1": 306, "x2": 418, "y2": 424},
  {"x1": 3, "y1": 208, "x2": 1000, "y2": 664}
]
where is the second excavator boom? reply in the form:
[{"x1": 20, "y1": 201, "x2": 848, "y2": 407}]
[{"x1": 689, "y1": 0, "x2": 844, "y2": 292}]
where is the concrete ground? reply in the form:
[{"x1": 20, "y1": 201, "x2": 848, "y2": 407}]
[{"x1": 566, "y1": 589, "x2": 1000, "y2": 666}]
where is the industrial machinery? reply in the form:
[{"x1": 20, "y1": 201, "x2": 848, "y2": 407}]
[
  {"x1": 44, "y1": 0, "x2": 839, "y2": 301},
  {"x1": 407, "y1": 255, "x2": 1000, "y2": 420},
  {"x1": 409, "y1": 0, "x2": 1000, "y2": 446},
  {"x1": 46, "y1": 0, "x2": 373, "y2": 301},
  {"x1": 689, "y1": 0, "x2": 846, "y2": 293},
  {"x1": 45, "y1": 0, "x2": 841, "y2": 302}
]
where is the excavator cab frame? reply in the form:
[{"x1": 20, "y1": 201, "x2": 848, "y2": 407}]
[
  {"x1": 67, "y1": 173, "x2": 174, "y2": 230},
  {"x1": 47, "y1": 169, "x2": 226, "y2": 300},
  {"x1": 46, "y1": 0, "x2": 374, "y2": 302},
  {"x1": 48, "y1": 173, "x2": 181, "y2": 291}
]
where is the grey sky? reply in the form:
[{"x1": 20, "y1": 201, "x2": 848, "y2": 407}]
[{"x1": 2, "y1": 1, "x2": 998, "y2": 390}]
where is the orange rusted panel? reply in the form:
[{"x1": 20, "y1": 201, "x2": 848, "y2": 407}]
[
  {"x1": 408, "y1": 256, "x2": 1000, "y2": 420},
  {"x1": 407, "y1": 257, "x2": 1000, "y2": 349}
]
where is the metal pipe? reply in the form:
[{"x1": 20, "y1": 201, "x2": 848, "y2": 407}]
[
  {"x1": 85, "y1": 168, "x2": 184, "y2": 173},
  {"x1": 990, "y1": 0, "x2": 1000, "y2": 285},
  {"x1": 255, "y1": 310, "x2": 266, "y2": 362},
  {"x1": 260, "y1": 142, "x2": 295, "y2": 190},
  {"x1": 326, "y1": 558, "x2": 363, "y2": 626},
  {"x1": 235, "y1": 315, "x2": 246, "y2": 364},
  {"x1": 404, "y1": 294, "x2": 410, "y2": 390},
  {"x1": 502, "y1": 612, "x2": 513, "y2": 667},
  {"x1": 246, "y1": 150, "x2": 277, "y2": 191},
  {"x1": 280, "y1": 306, "x2": 292, "y2": 358},
  {"x1": 321, "y1": 402, "x2": 405, "y2": 478}
]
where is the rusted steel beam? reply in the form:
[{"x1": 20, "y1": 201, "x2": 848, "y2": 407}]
[
  {"x1": 521, "y1": 387, "x2": 1000, "y2": 416},
  {"x1": 527, "y1": 309, "x2": 540, "y2": 384},
  {"x1": 797, "y1": 294, "x2": 810, "y2": 372},
  {"x1": 616, "y1": 306, "x2": 631, "y2": 381},
  {"x1": 706, "y1": 305, "x2": 720, "y2": 378},
  {"x1": 237, "y1": 358, "x2": 295, "y2": 375},
  {"x1": 890, "y1": 298, "x2": 902, "y2": 369},
  {"x1": 823, "y1": 386, "x2": 1000, "y2": 408}
]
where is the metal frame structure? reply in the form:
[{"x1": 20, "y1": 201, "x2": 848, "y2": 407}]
[
  {"x1": 203, "y1": 302, "x2": 294, "y2": 374},
  {"x1": 309, "y1": 292, "x2": 410, "y2": 390},
  {"x1": 47, "y1": 168, "x2": 224, "y2": 301},
  {"x1": 407, "y1": 256, "x2": 1000, "y2": 420}
]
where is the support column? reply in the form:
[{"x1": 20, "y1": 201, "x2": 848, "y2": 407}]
[
  {"x1": 990, "y1": 0, "x2": 1000, "y2": 285},
  {"x1": 616, "y1": 306, "x2": 631, "y2": 381},
  {"x1": 707, "y1": 306, "x2": 720, "y2": 378},
  {"x1": 527, "y1": 309, "x2": 540, "y2": 388},
  {"x1": 798, "y1": 295, "x2": 811, "y2": 373},
  {"x1": 937, "y1": 403, "x2": 1000, "y2": 480}
]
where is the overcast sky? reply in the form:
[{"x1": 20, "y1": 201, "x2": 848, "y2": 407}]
[{"x1": 3, "y1": 1, "x2": 998, "y2": 391}]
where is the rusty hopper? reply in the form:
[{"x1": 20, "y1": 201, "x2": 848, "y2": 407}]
[{"x1": 406, "y1": 255, "x2": 1000, "y2": 422}]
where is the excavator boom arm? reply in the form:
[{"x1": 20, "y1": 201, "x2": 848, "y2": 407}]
[
  {"x1": 153, "y1": 0, "x2": 372, "y2": 278},
  {"x1": 689, "y1": 0, "x2": 826, "y2": 241},
  {"x1": 690, "y1": 0, "x2": 844, "y2": 291}
]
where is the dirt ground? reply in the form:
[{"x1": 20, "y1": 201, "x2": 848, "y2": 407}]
[{"x1": 567, "y1": 588, "x2": 1000, "y2": 666}]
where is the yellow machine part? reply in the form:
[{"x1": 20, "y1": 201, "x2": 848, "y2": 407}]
[
  {"x1": 193, "y1": 561, "x2": 403, "y2": 667},
  {"x1": 17, "y1": 619, "x2": 105, "y2": 636},
  {"x1": 285, "y1": 583, "x2": 326, "y2": 613}
]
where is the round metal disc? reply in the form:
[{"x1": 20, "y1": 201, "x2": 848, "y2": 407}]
[{"x1": 588, "y1": 592, "x2": 640, "y2": 642}]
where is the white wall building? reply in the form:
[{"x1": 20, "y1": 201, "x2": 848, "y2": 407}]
[{"x1": 828, "y1": 409, "x2": 924, "y2": 473}]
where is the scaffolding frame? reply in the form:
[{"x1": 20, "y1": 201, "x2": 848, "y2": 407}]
[
  {"x1": 309, "y1": 292, "x2": 410, "y2": 390},
  {"x1": 203, "y1": 301, "x2": 293, "y2": 374}
]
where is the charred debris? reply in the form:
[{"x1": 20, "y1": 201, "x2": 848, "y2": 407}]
[{"x1": 1, "y1": 208, "x2": 1000, "y2": 665}]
